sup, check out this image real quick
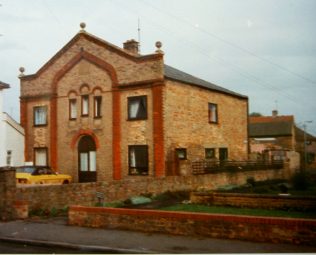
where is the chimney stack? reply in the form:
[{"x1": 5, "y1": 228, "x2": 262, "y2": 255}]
[
  {"x1": 272, "y1": 110, "x2": 278, "y2": 117},
  {"x1": 123, "y1": 39, "x2": 139, "y2": 54}
]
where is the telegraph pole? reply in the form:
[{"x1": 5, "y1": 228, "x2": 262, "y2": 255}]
[{"x1": 303, "y1": 121, "x2": 313, "y2": 171}]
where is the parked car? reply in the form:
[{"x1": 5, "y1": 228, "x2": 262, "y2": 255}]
[{"x1": 16, "y1": 166, "x2": 72, "y2": 185}]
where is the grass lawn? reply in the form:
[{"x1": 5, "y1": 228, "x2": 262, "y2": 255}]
[{"x1": 160, "y1": 204, "x2": 316, "y2": 219}]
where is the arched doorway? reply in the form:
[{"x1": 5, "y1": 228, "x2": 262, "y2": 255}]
[{"x1": 78, "y1": 135, "x2": 97, "y2": 182}]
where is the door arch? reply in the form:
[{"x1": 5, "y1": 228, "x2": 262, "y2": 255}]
[{"x1": 78, "y1": 135, "x2": 97, "y2": 182}]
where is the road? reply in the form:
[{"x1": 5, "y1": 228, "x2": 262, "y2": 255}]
[{"x1": 0, "y1": 240, "x2": 110, "y2": 254}]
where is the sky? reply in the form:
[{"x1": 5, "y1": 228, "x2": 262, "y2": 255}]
[{"x1": 1, "y1": 0, "x2": 316, "y2": 135}]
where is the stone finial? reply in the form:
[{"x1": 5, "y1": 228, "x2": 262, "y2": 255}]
[
  {"x1": 19, "y1": 67, "x2": 25, "y2": 77},
  {"x1": 80, "y1": 22, "x2": 86, "y2": 32},
  {"x1": 155, "y1": 41, "x2": 163, "y2": 54}
]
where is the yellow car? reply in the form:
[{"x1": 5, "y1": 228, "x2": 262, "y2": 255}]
[{"x1": 16, "y1": 166, "x2": 72, "y2": 185}]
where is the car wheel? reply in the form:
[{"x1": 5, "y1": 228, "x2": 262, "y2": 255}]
[{"x1": 62, "y1": 180, "x2": 69, "y2": 184}]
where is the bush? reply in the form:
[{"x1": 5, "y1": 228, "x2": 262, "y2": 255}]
[
  {"x1": 291, "y1": 171, "x2": 309, "y2": 190},
  {"x1": 246, "y1": 177, "x2": 256, "y2": 187}
]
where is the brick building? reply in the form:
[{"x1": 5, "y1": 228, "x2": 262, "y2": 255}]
[
  {"x1": 249, "y1": 110, "x2": 316, "y2": 169},
  {"x1": 19, "y1": 24, "x2": 248, "y2": 182}
]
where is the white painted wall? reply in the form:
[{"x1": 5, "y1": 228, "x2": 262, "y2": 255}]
[
  {"x1": 0, "y1": 88, "x2": 25, "y2": 167},
  {"x1": 0, "y1": 89, "x2": 5, "y2": 166}
]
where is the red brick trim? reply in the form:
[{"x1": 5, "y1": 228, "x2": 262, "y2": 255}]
[
  {"x1": 79, "y1": 83, "x2": 90, "y2": 93},
  {"x1": 20, "y1": 94, "x2": 54, "y2": 100},
  {"x1": 20, "y1": 99, "x2": 29, "y2": 161},
  {"x1": 67, "y1": 90, "x2": 79, "y2": 97},
  {"x1": 20, "y1": 32, "x2": 162, "y2": 81},
  {"x1": 112, "y1": 88, "x2": 121, "y2": 180},
  {"x1": 69, "y1": 205, "x2": 316, "y2": 227},
  {"x1": 92, "y1": 86, "x2": 103, "y2": 94},
  {"x1": 70, "y1": 129, "x2": 100, "y2": 150},
  {"x1": 118, "y1": 78, "x2": 164, "y2": 89},
  {"x1": 50, "y1": 50, "x2": 120, "y2": 175},
  {"x1": 50, "y1": 96, "x2": 57, "y2": 169},
  {"x1": 152, "y1": 83, "x2": 165, "y2": 177}
]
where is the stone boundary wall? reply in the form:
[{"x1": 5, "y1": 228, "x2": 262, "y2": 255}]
[
  {"x1": 68, "y1": 205, "x2": 316, "y2": 246},
  {"x1": 190, "y1": 192, "x2": 316, "y2": 211},
  {"x1": 16, "y1": 167, "x2": 292, "y2": 212}
]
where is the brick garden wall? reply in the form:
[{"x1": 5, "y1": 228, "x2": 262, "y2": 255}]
[
  {"x1": 16, "y1": 166, "x2": 294, "y2": 212},
  {"x1": 190, "y1": 192, "x2": 316, "y2": 211},
  {"x1": 0, "y1": 168, "x2": 16, "y2": 220},
  {"x1": 68, "y1": 205, "x2": 316, "y2": 246}
]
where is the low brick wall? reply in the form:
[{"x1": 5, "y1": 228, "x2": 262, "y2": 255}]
[
  {"x1": 190, "y1": 192, "x2": 316, "y2": 211},
  {"x1": 68, "y1": 205, "x2": 316, "y2": 246},
  {"x1": 0, "y1": 168, "x2": 16, "y2": 220},
  {"x1": 16, "y1": 167, "x2": 292, "y2": 212}
]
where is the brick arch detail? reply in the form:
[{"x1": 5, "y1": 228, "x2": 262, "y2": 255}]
[
  {"x1": 70, "y1": 129, "x2": 100, "y2": 150},
  {"x1": 50, "y1": 50, "x2": 121, "y2": 180},
  {"x1": 79, "y1": 83, "x2": 91, "y2": 94},
  {"x1": 52, "y1": 50, "x2": 119, "y2": 93}
]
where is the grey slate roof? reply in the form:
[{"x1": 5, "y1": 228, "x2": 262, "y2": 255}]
[
  {"x1": 164, "y1": 64, "x2": 247, "y2": 99},
  {"x1": 0, "y1": 81, "x2": 10, "y2": 90},
  {"x1": 249, "y1": 122, "x2": 293, "y2": 137}
]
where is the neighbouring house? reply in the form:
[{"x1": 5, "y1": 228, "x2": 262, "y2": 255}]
[
  {"x1": 19, "y1": 23, "x2": 249, "y2": 183},
  {"x1": 249, "y1": 110, "x2": 316, "y2": 170},
  {"x1": 0, "y1": 81, "x2": 25, "y2": 167}
]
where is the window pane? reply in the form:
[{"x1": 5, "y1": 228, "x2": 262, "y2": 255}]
[
  {"x1": 70, "y1": 99, "x2": 77, "y2": 119},
  {"x1": 94, "y1": 97, "x2": 102, "y2": 117},
  {"x1": 6, "y1": 150, "x2": 12, "y2": 166},
  {"x1": 89, "y1": 151, "x2": 96, "y2": 171},
  {"x1": 35, "y1": 148, "x2": 47, "y2": 166},
  {"x1": 129, "y1": 100, "x2": 139, "y2": 118},
  {"x1": 34, "y1": 106, "x2": 47, "y2": 125},
  {"x1": 130, "y1": 147, "x2": 136, "y2": 167},
  {"x1": 82, "y1": 96, "x2": 89, "y2": 115},
  {"x1": 80, "y1": 153, "x2": 88, "y2": 171},
  {"x1": 205, "y1": 148, "x2": 215, "y2": 159},
  {"x1": 128, "y1": 96, "x2": 147, "y2": 120},
  {"x1": 129, "y1": 145, "x2": 148, "y2": 175},
  {"x1": 176, "y1": 148, "x2": 187, "y2": 160},
  {"x1": 208, "y1": 103, "x2": 218, "y2": 123}
]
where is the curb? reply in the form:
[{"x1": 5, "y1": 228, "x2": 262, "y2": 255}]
[{"x1": 0, "y1": 237, "x2": 155, "y2": 254}]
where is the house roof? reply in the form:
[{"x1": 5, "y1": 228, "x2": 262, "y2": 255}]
[
  {"x1": 164, "y1": 65, "x2": 247, "y2": 99},
  {"x1": 20, "y1": 28, "x2": 247, "y2": 99},
  {"x1": 0, "y1": 81, "x2": 10, "y2": 90},
  {"x1": 249, "y1": 116, "x2": 294, "y2": 137}
]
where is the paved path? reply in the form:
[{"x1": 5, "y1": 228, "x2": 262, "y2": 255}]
[{"x1": 0, "y1": 217, "x2": 315, "y2": 253}]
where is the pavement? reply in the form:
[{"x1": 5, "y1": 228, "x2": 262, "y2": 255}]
[{"x1": 0, "y1": 216, "x2": 316, "y2": 254}]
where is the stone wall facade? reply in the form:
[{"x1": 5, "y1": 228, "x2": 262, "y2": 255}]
[
  {"x1": 164, "y1": 80, "x2": 248, "y2": 175},
  {"x1": 68, "y1": 205, "x2": 316, "y2": 246}
]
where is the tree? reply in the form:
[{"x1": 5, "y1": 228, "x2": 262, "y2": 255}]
[{"x1": 249, "y1": 112, "x2": 262, "y2": 117}]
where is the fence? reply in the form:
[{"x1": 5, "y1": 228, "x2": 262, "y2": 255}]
[{"x1": 191, "y1": 160, "x2": 284, "y2": 175}]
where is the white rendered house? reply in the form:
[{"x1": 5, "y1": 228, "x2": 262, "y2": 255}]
[{"x1": 0, "y1": 81, "x2": 25, "y2": 167}]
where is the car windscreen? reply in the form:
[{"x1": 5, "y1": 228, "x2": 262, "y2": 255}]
[{"x1": 16, "y1": 167, "x2": 35, "y2": 174}]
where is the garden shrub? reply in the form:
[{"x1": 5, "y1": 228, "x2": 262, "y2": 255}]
[{"x1": 291, "y1": 171, "x2": 309, "y2": 190}]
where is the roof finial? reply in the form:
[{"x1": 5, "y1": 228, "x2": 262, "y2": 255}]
[
  {"x1": 155, "y1": 41, "x2": 163, "y2": 54},
  {"x1": 80, "y1": 22, "x2": 86, "y2": 32},
  {"x1": 19, "y1": 67, "x2": 25, "y2": 77}
]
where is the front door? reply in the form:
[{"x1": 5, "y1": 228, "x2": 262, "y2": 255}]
[
  {"x1": 219, "y1": 148, "x2": 228, "y2": 162},
  {"x1": 78, "y1": 135, "x2": 97, "y2": 182}
]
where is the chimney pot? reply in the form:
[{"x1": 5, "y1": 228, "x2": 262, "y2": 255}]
[
  {"x1": 123, "y1": 39, "x2": 139, "y2": 54},
  {"x1": 272, "y1": 110, "x2": 278, "y2": 117}
]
